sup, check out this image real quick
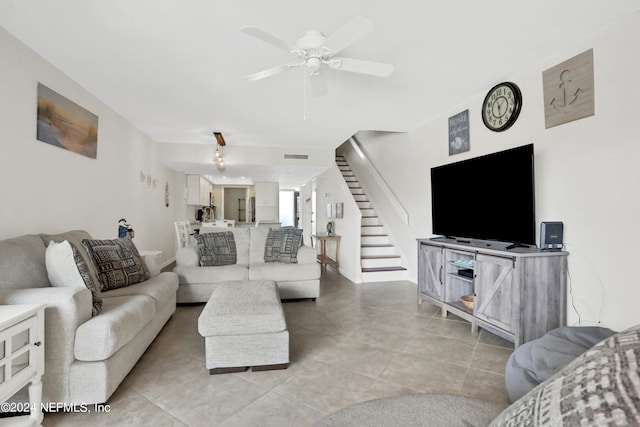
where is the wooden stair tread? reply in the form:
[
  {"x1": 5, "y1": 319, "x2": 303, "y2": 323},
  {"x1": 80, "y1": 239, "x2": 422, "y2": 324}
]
[
  {"x1": 361, "y1": 234, "x2": 389, "y2": 237},
  {"x1": 362, "y1": 266, "x2": 407, "y2": 272},
  {"x1": 361, "y1": 255, "x2": 401, "y2": 259},
  {"x1": 361, "y1": 244, "x2": 394, "y2": 248}
]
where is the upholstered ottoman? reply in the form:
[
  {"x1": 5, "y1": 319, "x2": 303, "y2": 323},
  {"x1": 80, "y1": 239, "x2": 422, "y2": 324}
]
[
  {"x1": 504, "y1": 325, "x2": 615, "y2": 402},
  {"x1": 197, "y1": 280, "x2": 289, "y2": 374}
]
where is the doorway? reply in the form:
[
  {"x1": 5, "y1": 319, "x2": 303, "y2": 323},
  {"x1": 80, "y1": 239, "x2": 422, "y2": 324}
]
[
  {"x1": 223, "y1": 187, "x2": 251, "y2": 223},
  {"x1": 279, "y1": 190, "x2": 295, "y2": 227},
  {"x1": 301, "y1": 180, "x2": 317, "y2": 246}
]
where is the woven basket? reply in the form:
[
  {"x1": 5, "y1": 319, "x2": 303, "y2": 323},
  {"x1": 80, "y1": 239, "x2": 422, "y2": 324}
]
[{"x1": 461, "y1": 295, "x2": 474, "y2": 310}]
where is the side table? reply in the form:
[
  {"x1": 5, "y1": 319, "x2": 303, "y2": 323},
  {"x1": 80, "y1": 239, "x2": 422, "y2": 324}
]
[
  {"x1": 312, "y1": 234, "x2": 341, "y2": 275},
  {"x1": 0, "y1": 304, "x2": 46, "y2": 427}
]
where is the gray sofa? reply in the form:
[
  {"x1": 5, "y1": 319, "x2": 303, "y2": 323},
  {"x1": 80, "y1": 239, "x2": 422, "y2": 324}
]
[
  {"x1": 0, "y1": 230, "x2": 178, "y2": 405},
  {"x1": 173, "y1": 226, "x2": 320, "y2": 303}
]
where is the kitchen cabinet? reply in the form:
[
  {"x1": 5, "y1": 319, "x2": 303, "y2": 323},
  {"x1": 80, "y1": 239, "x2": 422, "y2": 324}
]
[
  {"x1": 187, "y1": 175, "x2": 213, "y2": 206},
  {"x1": 254, "y1": 181, "x2": 279, "y2": 222}
]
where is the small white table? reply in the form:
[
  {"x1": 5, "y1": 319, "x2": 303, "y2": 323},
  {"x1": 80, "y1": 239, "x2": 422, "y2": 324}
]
[{"x1": 0, "y1": 304, "x2": 46, "y2": 427}]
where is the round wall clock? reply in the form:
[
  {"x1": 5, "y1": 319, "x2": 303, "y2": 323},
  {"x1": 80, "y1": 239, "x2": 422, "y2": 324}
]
[{"x1": 481, "y1": 82, "x2": 522, "y2": 132}]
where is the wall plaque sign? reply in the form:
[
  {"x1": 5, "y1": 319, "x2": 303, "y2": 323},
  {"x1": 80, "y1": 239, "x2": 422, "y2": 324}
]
[
  {"x1": 543, "y1": 49, "x2": 594, "y2": 129},
  {"x1": 448, "y1": 109, "x2": 470, "y2": 155}
]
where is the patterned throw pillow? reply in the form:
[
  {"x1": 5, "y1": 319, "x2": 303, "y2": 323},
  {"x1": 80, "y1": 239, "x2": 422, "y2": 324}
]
[
  {"x1": 195, "y1": 231, "x2": 237, "y2": 266},
  {"x1": 82, "y1": 238, "x2": 150, "y2": 291},
  {"x1": 70, "y1": 244, "x2": 103, "y2": 315},
  {"x1": 490, "y1": 324, "x2": 640, "y2": 426},
  {"x1": 45, "y1": 240, "x2": 103, "y2": 316},
  {"x1": 264, "y1": 227, "x2": 303, "y2": 263}
]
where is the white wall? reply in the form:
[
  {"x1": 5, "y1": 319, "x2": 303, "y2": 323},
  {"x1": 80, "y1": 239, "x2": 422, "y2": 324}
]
[
  {"x1": 313, "y1": 166, "x2": 362, "y2": 283},
  {"x1": 344, "y1": 13, "x2": 640, "y2": 331},
  {"x1": 0, "y1": 26, "x2": 179, "y2": 266}
]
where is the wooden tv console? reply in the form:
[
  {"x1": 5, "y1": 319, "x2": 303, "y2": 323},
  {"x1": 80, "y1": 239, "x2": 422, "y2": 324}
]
[{"x1": 417, "y1": 238, "x2": 568, "y2": 347}]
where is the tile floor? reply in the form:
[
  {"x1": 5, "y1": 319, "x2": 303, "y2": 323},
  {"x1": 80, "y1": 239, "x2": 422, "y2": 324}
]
[{"x1": 43, "y1": 272, "x2": 514, "y2": 426}]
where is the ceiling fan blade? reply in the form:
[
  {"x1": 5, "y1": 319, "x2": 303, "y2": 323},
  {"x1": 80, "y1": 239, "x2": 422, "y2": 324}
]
[
  {"x1": 331, "y1": 57, "x2": 394, "y2": 77},
  {"x1": 241, "y1": 26, "x2": 296, "y2": 53},
  {"x1": 323, "y1": 16, "x2": 374, "y2": 55},
  {"x1": 309, "y1": 72, "x2": 328, "y2": 98},
  {"x1": 244, "y1": 63, "x2": 291, "y2": 82}
]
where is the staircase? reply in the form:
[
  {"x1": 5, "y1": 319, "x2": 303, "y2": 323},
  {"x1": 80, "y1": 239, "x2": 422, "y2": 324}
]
[{"x1": 336, "y1": 155, "x2": 408, "y2": 283}]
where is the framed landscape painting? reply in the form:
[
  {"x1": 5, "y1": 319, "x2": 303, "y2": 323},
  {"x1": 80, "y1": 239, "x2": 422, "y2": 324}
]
[{"x1": 36, "y1": 83, "x2": 98, "y2": 159}]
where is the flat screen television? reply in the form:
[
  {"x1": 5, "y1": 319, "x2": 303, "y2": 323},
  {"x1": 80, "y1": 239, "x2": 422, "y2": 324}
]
[{"x1": 430, "y1": 143, "x2": 535, "y2": 246}]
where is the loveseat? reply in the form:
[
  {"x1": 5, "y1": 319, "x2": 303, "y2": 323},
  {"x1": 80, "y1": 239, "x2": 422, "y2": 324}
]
[
  {"x1": 173, "y1": 226, "x2": 320, "y2": 303},
  {"x1": 0, "y1": 230, "x2": 178, "y2": 405}
]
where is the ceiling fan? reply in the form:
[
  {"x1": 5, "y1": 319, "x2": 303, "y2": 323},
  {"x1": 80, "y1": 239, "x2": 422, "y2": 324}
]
[{"x1": 241, "y1": 16, "x2": 394, "y2": 96}]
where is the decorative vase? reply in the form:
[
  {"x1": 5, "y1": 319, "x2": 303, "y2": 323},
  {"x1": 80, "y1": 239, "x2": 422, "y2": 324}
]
[{"x1": 326, "y1": 221, "x2": 333, "y2": 235}]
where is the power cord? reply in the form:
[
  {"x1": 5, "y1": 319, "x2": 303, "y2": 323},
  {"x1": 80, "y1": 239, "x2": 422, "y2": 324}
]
[
  {"x1": 565, "y1": 260, "x2": 582, "y2": 325},
  {"x1": 564, "y1": 242, "x2": 604, "y2": 326}
]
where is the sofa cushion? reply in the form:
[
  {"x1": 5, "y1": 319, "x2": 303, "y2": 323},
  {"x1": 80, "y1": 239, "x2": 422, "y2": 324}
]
[
  {"x1": 0, "y1": 234, "x2": 49, "y2": 289},
  {"x1": 74, "y1": 295, "x2": 155, "y2": 361},
  {"x1": 249, "y1": 226, "x2": 270, "y2": 264},
  {"x1": 40, "y1": 230, "x2": 101, "y2": 290},
  {"x1": 100, "y1": 272, "x2": 178, "y2": 311},
  {"x1": 45, "y1": 240, "x2": 103, "y2": 316},
  {"x1": 195, "y1": 231, "x2": 237, "y2": 266},
  {"x1": 82, "y1": 238, "x2": 150, "y2": 291},
  {"x1": 490, "y1": 324, "x2": 640, "y2": 426},
  {"x1": 264, "y1": 228, "x2": 303, "y2": 263},
  {"x1": 249, "y1": 261, "x2": 320, "y2": 282},
  {"x1": 200, "y1": 227, "x2": 250, "y2": 265},
  {"x1": 174, "y1": 264, "x2": 249, "y2": 284},
  {"x1": 296, "y1": 245, "x2": 317, "y2": 264},
  {"x1": 176, "y1": 246, "x2": 200, "y2": 267}
]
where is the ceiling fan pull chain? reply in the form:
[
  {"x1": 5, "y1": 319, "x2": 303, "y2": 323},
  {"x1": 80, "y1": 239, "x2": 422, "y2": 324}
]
[{"x1": 303, "y1": 69, "x2": 307, "y2": 121}]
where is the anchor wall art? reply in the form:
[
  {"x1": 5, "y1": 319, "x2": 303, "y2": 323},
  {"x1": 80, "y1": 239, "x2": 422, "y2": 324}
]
[{"x1": 543, "y1": 49, "x2": 595, "y2": 129}]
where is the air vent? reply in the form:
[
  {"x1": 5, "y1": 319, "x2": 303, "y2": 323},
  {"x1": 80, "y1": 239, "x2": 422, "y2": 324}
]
[{"x1": 284, "y1": 154, "x2": 309, "y2": 160}]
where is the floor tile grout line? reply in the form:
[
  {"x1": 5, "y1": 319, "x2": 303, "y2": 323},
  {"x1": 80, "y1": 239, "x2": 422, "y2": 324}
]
[{"x1": 57, "y1": 278, "x2": 512, "y2": 426}]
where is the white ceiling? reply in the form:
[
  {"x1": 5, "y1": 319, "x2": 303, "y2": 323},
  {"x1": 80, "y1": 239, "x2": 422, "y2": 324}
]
[{"x1": 1, "y1": 1, "x2": 639, "y2": 183}]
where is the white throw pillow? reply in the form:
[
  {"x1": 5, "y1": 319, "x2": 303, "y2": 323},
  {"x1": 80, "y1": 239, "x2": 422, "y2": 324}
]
[{"x1": 45, "y1": 240, "x2": 86, "y2": 288}]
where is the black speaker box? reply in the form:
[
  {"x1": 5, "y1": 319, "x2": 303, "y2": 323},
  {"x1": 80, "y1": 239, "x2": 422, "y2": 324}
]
[{"x1": 540, "y1": 222, "x2": 563, "y2": 251}]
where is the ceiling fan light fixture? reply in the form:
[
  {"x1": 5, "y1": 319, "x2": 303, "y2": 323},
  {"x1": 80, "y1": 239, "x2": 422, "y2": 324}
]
[
  {"x1": 306, "y1": 57, "x2": 322, "y2": 75},
  {"x1": 242, "y1": 16, "x2": 394, "y2": 92},
  {"x1": 213, "y1": 131, "x2": 226, "y2": 146}
]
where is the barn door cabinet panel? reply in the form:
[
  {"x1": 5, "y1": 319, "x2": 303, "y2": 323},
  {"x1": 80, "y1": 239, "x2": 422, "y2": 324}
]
[
  {"x1": 474, "y1": 254, "x2": 516, "y2": 333},
  {"x1": 417, "y1": 243, "x2": 443, "y2": 302},
  {"x1": 416, "y1": 238, "x2": 568, "y2": 347}
]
